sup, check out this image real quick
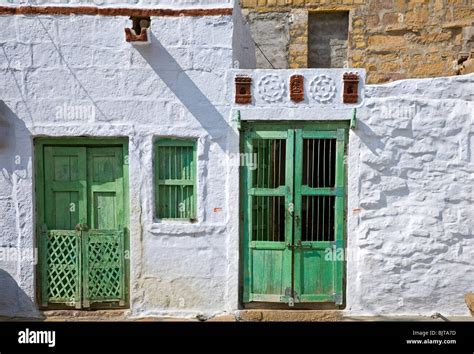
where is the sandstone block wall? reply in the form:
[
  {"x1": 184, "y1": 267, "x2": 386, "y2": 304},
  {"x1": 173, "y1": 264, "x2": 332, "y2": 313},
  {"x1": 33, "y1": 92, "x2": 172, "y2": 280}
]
[{"x1": 241, "y1": 0, "x2": 474, "y2": 83}]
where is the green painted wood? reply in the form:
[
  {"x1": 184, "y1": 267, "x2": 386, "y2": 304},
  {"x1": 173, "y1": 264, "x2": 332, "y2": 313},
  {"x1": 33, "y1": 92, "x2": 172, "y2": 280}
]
[
  {"x1": 36, "y1": 139, "x2": 128, "y2": 309},
  {"x1": 293, "y1": 129, "x2": 303, "y2": 302},
  {"x1": 300, "y1": 186, "x2": 344, "y2": 196},
  {"x1": 302, "y1": 131, "x2": 338, "y2": 139},
  {"x1": 334, "y1": 128, "x2": 347, "y2": 304},
  {"x1": 242, "y1": 122, "x2": 348, "y2": 305},
  {"x1": 44, "y1": 146, "x2": 87, "y2": 230},
  {"x1": 242, "y1": 130, "x2": 293, "y2": 302},
  {"x1": 44, "y1": 230, "x2": 82, "y2": 308},
  {"x1": 88, "y1": 147, "x2": 124, "y2": 230},
  {"x1": 82, "y1": 229, "x2": 125, "y2": 305},
  {"x1": 154, "y1": 139, "x2": 196, "y2": 220}
]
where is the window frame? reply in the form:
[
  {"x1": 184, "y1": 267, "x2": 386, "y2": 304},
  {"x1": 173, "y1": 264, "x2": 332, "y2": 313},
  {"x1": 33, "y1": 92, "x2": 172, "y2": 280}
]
[{"x1": 154, "y1": 138, "x2": 197, "y2": 221}]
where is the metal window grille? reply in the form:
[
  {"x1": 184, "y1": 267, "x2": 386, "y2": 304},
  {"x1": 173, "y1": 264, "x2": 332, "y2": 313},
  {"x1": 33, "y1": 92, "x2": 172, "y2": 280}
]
[{"x1": 155, "y1": 139, "x2": 196, "y2": 219}]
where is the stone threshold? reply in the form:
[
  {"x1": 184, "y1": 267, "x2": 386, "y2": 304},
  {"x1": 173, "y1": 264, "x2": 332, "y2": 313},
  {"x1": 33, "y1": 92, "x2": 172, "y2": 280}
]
[{"x1": 2, "y1": 310, "x2": 473, "y2": 322}]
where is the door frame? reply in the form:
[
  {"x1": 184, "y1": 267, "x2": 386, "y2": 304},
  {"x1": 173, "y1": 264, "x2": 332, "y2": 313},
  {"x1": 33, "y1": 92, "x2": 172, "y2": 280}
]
[
  {"x1": 34, "y1": 137, "x2": 130, "y2": 309},
  {"x1": 240, "y1": 121, "x2": 349, "y2": 308}
]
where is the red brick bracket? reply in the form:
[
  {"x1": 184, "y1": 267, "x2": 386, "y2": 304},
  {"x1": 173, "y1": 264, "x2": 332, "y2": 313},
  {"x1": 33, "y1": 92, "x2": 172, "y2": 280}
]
[
  {"x1": 290, "y1": 74, "x2": 304, "y2": 103},
  {"x1": 125, "y1": 27, "x2": 150, "y2": 44},
  {"x1": 343, "y1": 72, "x2": 360, "y2": 104},
  {"x1": 235, "y1": 76, "x2": 252, "y2": 104}
]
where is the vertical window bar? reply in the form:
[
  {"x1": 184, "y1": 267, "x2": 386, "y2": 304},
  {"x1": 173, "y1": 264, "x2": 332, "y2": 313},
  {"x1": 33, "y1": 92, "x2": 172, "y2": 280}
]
[
  {"x1": 329, "y1": 139, "x2": 332, "y2": 186},
  {"x1": 256, "y1": 140, "x2": 260, "y2": 241},
  {"x1": 311, "y1": 140, "x2": 315, "y2": 241}
]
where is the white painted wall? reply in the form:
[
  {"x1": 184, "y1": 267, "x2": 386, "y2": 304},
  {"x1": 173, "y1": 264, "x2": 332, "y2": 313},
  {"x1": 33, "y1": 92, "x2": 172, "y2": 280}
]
[
  {"x1": 346, "y1": 74, "x2": 474, "y2": 316},
  {"x1": 0, "y1": 11, "x2": 238, "y2": 318},
  {"x1": 0, "y1": 5, "x2": 472, "y2": 319},
  {"x1": 0, "y1": 0, "x2": 232, "y2": 9}
]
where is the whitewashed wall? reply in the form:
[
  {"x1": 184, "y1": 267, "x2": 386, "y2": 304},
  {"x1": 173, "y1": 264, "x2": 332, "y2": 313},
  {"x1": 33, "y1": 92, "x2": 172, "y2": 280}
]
[
  {"x1": 347, "y1": 74, "x2": 474, "y2": 316},
  {"x1": 0, "y1": 0, "x2": 232, "y2": 9},
  {"x1": 0, "y1": 8, "x2": 246, "y2": 318}
]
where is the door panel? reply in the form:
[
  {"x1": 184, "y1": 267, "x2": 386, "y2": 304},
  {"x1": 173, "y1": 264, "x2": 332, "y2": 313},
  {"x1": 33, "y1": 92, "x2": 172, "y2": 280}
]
[
  {"x1": 44, "y1": 146, "x2": 87, "y2": 230},
  {"x1": 243, "y1": 124, "x2": 347, "y2": 305},
  {"x1": 41, "y1": 229, "x2": 82, "y2": 308},
  {"x1": 38, "y1": 143, "x2": 127, "y2": 309},
  {"x1": 83, "y1": 229, "x2": 125, "y2": 306},
  {"x1": 88, "y1": 147, "x2": 124, "y2": 230},
  {"x1": 243, "y1": 130, "x2": 293, "y2": 302},
  {"x1": 294, "y1": 129, "x2": 345, "y2": 304}
]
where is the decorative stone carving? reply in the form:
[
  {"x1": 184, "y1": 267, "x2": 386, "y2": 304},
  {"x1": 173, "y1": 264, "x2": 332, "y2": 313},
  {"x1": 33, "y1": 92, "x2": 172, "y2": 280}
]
[
  {"x1": 343, "y1": 72, "x2": 360, "y2": 104},
  {"x1": 257, "y1": 74, "x2": 285, "y2": 103},
  {"x1": 235, "y1": 76, "x2": 252, "y2": 104},
  {"x1": 290, "y1": 74, "x2": 304, "y2": 103},
  {"x1": 309, "y1": 75, "x2": 336, "y2": 104}
]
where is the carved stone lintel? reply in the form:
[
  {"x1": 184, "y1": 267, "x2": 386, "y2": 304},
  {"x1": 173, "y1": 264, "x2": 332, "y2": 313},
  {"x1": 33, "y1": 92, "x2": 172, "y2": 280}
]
[
  {"x1": 125, "y1": 27, "x2": 149, "y2": 43},
  {"x1": 235, "y1": 76, "x2": 252, "y2": 104},
  {"x1": 290, "y1": 74, "x2": 304, "y2": 103},
  {"x1": 343, "y1": 72, "x2": 359, "y2": 104}
]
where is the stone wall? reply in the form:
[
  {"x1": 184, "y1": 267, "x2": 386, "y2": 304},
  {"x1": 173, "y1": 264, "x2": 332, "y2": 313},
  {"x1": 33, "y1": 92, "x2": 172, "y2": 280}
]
[
  {"x1": 241, "y1": 0, "x2": 474, "y2": 83},
  {"x1": 308, "y1": 11, "x2": 349, "y2": 68}
]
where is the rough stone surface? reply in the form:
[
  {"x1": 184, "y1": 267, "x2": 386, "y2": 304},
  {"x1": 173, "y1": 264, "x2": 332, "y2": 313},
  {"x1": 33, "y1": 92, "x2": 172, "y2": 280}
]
[
  {"x1": 308, "y1": 11, "x2": 349, "y2": 68},
  {"x1": 236, "y1": 310, "x2": 342, "y2": 321},
  {"x1": 241, "y1": 0, "x2": 474, "y2": 83},
  {"x1": 244, "y1": 11, "x2": 290, "y2": 68},
  {"x1": 347, "y1": 74, "x2": 474, "y2": 316},
  {"x1": 0, "y1": 0, "x2": 233, "y2": 8},
  {"x1": 466, "y1": 293, "x2": 474, "y2": 316}
]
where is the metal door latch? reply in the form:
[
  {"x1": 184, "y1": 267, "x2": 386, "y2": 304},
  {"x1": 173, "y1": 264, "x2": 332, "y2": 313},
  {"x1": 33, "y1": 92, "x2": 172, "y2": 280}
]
[{"x1": 288, "y1": 202, "x2": 294, "y2": 215}]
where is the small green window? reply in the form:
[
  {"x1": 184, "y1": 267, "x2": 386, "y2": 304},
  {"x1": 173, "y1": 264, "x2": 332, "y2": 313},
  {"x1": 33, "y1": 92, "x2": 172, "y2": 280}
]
[{"x1": 154, "y1": 138, "x2": 197, "y2": 220}]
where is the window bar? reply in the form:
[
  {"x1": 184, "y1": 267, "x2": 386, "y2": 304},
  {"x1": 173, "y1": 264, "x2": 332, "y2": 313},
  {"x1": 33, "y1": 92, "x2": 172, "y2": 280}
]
[
  {"x1": 272, "y1": 141, "x2": 276, "y2": 241},
  {"x1": 168, "y1": 148, "x2": 171, "y2": 218},
  {"x1": 311, "y1": 139, "x2": 315, "y2": 241},
  {"x1": 323, "y1": 139, "x2": 326, "y2": 187},
  {"x1": 266, "y1": 140, "x2": 269, "y2": 242},
  {"x1": 256, "y1": 140, "x2": 260, "y2": 241},
  {"x1": 323, "y1": 140, "x2": 327, "y2": 240},
  {"x1": 317, "y1": 139, "x2": 321, "y2": 188},
  {"x1": 329, "y1": 140, "x2": 332, "y2": 187}
]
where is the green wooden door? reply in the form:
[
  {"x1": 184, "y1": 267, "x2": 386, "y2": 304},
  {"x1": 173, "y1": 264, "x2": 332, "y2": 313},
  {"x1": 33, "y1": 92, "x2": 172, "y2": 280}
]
[
  {"x1": 38, "y1": 143, "x2": 127, "y2": 309},
  {"x1": 242, "y1": 130, "x2": 294, "y2": 302},
  {"x1": 242, "y1": 123, "x2": 347, "y2": 306}
]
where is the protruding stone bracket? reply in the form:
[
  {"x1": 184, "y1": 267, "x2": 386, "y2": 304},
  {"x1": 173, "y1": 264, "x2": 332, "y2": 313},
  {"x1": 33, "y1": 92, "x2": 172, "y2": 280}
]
[
  {"x1": 290, "y1": 74, "x2": 304, "y2": 103},
  {"x1": 235, "y1": 76, "x2": 252, "y2": 104},
  {"x1": 125, "y1": 27, "x2": 150, "y2": 44},
  {"x1": 343, "y1": 72, "x2": 359, "y2": 104}
]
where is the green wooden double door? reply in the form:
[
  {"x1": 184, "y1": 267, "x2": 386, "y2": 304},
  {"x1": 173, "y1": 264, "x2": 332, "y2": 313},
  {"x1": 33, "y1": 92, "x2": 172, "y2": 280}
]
[
  {"x1": 242, "y1": 123, "x2": 347, "y2": 305},
  {"x1": 36, "y1": 140, "x2": 128, "y2": 309}
]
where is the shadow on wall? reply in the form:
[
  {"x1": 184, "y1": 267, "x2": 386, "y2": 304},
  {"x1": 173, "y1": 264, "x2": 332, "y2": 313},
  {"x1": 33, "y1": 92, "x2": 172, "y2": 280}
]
[
  {"x1": 0, "y1": 101, "x2": 30, "y2": 179},
  {"x1": 0, "y1": 103, "x2": 37, "y2": 318},
  {"x1": 135, "y1": 33, "x2": 236, "y2": 151},
  {"x1": 0, "y1": 269, "x2": 41, "y2": 319}
]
